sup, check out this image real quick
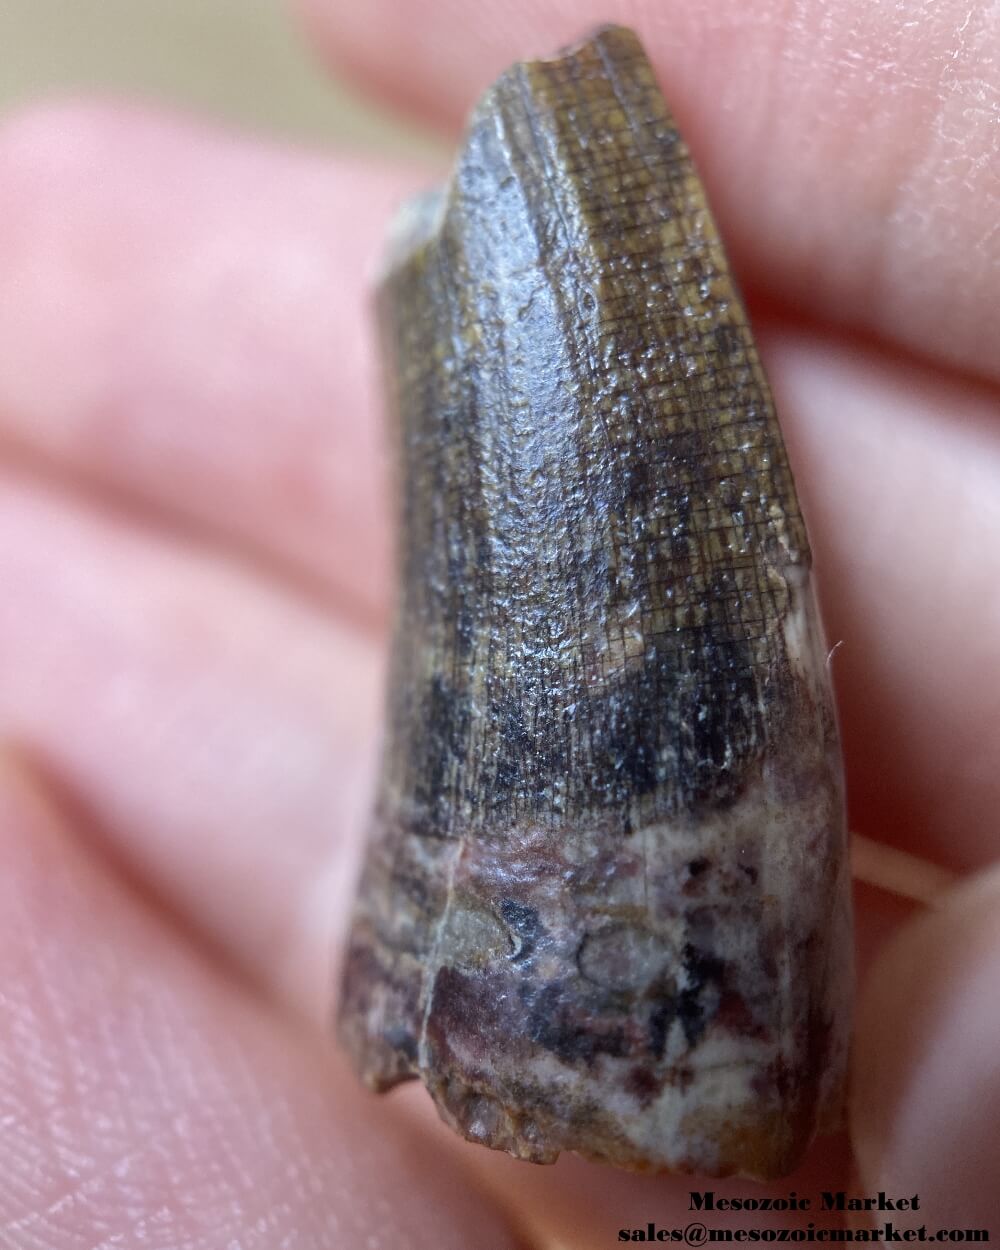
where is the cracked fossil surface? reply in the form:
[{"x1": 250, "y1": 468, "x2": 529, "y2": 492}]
[{"x1": 337, "y1": 24, "x2": 852, "y2": 1180}]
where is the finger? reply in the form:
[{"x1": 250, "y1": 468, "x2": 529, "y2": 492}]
[
  {"x1": 299, "y1": 0, "x2": 1000, "y2": 384},
  {"x1": 850, "y1": 834, "x2": 957, "y2": 908},
  {"x1": 0, "y1": 103, "x2": 435, "y2": 624},
  {"x1": 852, "y1": 865, "x2": 1000, "y2": 1227},
  {"x1": 765, "y1": 326, "x2": 1000, "y2": 871},
  {"x1": 0, "y1": 756, "x2": 530, "y2": 1249},
  {"x1": 0, "y1": 465, "x2": 383, "y2": 1021}
]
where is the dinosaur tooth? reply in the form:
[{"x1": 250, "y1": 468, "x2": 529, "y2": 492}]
[{"x1": 337, "y1": 23, "x2": 852, "y2": 1180}]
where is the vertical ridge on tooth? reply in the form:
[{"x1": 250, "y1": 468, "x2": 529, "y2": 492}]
[{"x1": 337, "y1": 23, "x2": 852, "y2": 1181}]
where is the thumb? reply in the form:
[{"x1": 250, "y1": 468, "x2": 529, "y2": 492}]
[{"x1": 852, "y1": 862, "x2": 1000, "y2": 1227}]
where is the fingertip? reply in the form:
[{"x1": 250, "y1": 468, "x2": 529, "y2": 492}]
[{"x1": 852, "y1": 865, "x2": 1000, "y2": 1225}]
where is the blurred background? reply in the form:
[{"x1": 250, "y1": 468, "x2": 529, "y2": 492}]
[{"x1": 0, "y1": 0, "x2": 443, "y2": 158}]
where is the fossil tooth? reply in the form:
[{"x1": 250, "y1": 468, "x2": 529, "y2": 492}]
[{"x1": 337, "y1": 24, "x2": 852, "y2": 1180}]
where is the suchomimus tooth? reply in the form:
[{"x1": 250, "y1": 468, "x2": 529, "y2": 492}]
[{"x1": 337, "y1": 24, "x2": 852, "y2": 1180}]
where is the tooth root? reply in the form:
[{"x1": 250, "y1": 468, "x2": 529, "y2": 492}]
[{"x1": 337, "y1": 23, "x2": 852, "y2": 1181}]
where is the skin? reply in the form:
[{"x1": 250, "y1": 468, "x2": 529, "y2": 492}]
[{"x1": 0, "y1": 0, "x2": 997, "y2": 1244}]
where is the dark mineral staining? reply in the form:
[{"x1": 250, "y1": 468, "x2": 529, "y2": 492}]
[
  {"x1": 625, "y1": 1064, "x2": 662, "y2": 1106},
  {"x1": 405, "y1": 673, "x2": 470, "y2": 838},
  {"x1": 382, "y1": 1025, "x2": 419, "y2": 1064},
  {"x1": 500, "y1": 897, "x2": 543, "y2": 963},
  {"x1": 648, "y1": 998, "x2": 676, "y2": 1062},
  {"x1": 647, "y1": 945, "x2": 725, "y2": 1054},
  {"x1": 678, "y1": 945, "x2": 726, "y2": 1045},
  {"x1": 426, "y1": 965, "x2": 509, "y2": 1053},
  {"x1": 525, "y1": 982, "x2": 629, "y2": 1065}
]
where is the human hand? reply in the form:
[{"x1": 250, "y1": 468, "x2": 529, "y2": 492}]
[{"x1": 0, "y1": 1, "x2": 997, "y2": 1245}]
